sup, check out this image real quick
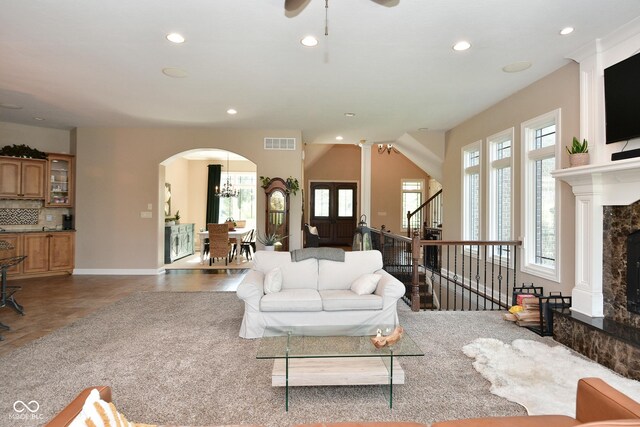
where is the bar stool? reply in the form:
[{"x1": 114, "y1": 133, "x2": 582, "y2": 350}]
[{"x1": 0, "y1": 240, "x2": 27, "y2": 341}]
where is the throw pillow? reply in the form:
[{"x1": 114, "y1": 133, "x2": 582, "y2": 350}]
[
  {"x1": 264, "y1": 267, "x2": 283, "y2": 294},
  {"x1": 68, "y1": 388, "x2": 155, "y2": 427},
  {"x1": 308, "y1": 225, "x2": 318, "y2": 235},
  {"x1": 351, "y1": 273, "x2": 382, "y2": 295}
]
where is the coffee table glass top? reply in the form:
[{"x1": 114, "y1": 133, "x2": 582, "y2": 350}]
[{"x1": 256, "y1": 325, "x2": 424, "y2": 359}]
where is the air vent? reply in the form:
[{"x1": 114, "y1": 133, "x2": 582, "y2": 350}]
[{"x1": 264, "y1": 138, "x2": 296, "y2": 151}]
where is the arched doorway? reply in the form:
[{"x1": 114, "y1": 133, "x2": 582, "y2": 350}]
[{"x1": 160, "y1": 148, "x2": 257, "y2": 267}]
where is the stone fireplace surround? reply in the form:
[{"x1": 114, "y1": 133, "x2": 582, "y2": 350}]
[{"x1": 552, "y1": 158, "x2": 640, "y2": 380}]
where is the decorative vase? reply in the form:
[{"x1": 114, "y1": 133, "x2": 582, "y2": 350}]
[
  {"x1": 265, "y1": 245, "x2": 275, "y2": 251},
  {"x1": 569, "y1": 153, "x2": 589, "y2": 167}
]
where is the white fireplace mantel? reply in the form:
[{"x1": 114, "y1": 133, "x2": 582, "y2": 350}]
[{"x1": 552, "y1": 158, "x2": 640, "y2": 317}]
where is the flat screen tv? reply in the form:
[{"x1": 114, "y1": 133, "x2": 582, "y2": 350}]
[{"x1": 604, "y1": 52, "x2": 640, "y2": 144}]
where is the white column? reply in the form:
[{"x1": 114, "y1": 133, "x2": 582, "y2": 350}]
[
  {"x1": 360, "y1": 143, "x2": 372, "y2": 221},
  {"x1": 571, "y1": 182, "x2": 604, "y2": 317}
]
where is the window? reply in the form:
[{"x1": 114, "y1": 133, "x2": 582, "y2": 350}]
[
  {"x1": 314, "y1": 188, "x2": 330, "y2": 217},
  {"x1": 462, "y1": 141, "x2": 482, "y2": 242},
  {"x1": 337, "y1": 188, "x2": 354, "y2": 217},
  {"x1": 521, "y1": 109, "x2": 561, "y2": 281},
  {"x1": 402, "y1": 180, "x2": 423, "y2": 230},
  {"x1": 218, "y1": 172, "x2": 257, "y2": 228},
  {"x1": 488, "y1": 129, "x2": 513, "y2": 260}
]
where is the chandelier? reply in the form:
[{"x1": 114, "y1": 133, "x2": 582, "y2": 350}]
[
  {"x1": 214, "y1": 154, "x2": 238, "y2": 198},
  {"x1": 378, "y1": 143, "x2": 399, "y2": 155}
]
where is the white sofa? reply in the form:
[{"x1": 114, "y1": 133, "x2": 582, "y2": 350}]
[{"x1": 236, "y1": 250, "x2": 406, "y2": 338}]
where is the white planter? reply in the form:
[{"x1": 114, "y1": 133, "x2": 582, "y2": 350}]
[
  {"x1": 264, "y1": 245, "x2": 275, "y2": 251},
  {"x1": 569, "y1": 153, "x2": 590, "y2": 167}
]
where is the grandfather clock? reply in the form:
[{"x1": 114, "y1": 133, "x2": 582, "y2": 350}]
[{"x1": 264, "y1": 177, "x2": 290, "y2": 251}]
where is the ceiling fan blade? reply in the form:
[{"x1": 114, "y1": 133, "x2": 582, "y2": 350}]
[
  {"x1": 285, "y1": 0, "x2": 309, "y2": 12},
  {"x1": 370, "y1": 0, "x2": 399, "y2": 7}
]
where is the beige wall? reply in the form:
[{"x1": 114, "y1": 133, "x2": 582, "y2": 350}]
[
  {"x1": 304, "y1": 144, "x2": 361, "y2": 222},
  {"x1": 164, "y1": 157, "x2": 190, "y2": 221},
  {"x1": 442, "y1": 62, "x2": 580, "y2": 294},
  {"x1": 74, "y1": 127, "x2": 302, "y2": 272},
  {"x1": 0, "y1": 122, "x2": 71, "y2": 154},
  {"x1": 371, "y1": 150, "x2": 430, "y2": 233},
  {"x1": 304, "y1": 144, "x2": 431, "y2": 233}
]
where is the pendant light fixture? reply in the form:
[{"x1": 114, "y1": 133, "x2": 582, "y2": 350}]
[{"x1": 214, "y1": 153, "x2": 239, "y2": 198}]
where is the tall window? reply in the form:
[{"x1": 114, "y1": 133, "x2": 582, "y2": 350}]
[
  {"x1": 521, "y1": 109, "x2": 560, "y2": 281},
  {"x1": 488, "y1": 129, "x2": 513, "y2": 260},
  {"x1": 462, "y1": 141, "x2": 482, "y2": 242},
  {"x1": 401, "y1": 180, "x2": 423, "y2": 230},
  {"x1": 218, "y1": 172, "x2": 257, "y2": 228}
]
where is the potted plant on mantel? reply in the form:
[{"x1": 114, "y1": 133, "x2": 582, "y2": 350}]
[
  {"x1": 257, "y1": 231, "x2": 288, "y2": 251},
  {"x1": 567, "y1": 137, "x2": 589, "y2": 167}
]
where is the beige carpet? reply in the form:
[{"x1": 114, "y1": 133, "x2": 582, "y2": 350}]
[{"x1": 0, "y1": 292, "x2": 555, "y2": 427}]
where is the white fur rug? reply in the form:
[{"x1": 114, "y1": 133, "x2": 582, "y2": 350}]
[{"x1": 463, "y1": 338, "x2": 640, "y2": 417}]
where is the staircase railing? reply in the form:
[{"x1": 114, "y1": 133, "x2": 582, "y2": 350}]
[
  {"x1": 407, "y1": 189, "x2": 442, "y2": 238},
  {"x1": 370, "y1": 227, "x2": 522, "y2": 312}
]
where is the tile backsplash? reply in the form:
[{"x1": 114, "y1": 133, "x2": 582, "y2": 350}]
[
  {"x1": 0, "y1": 208, "x2": 39, "y2": 225},
  {"x1": 0, "y1": 200, "x2": 71, "y2": 230}
]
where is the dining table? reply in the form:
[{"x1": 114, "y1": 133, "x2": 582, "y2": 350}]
[{"x1": 198, "y1": 227, "x2": 251, "y2": 265}]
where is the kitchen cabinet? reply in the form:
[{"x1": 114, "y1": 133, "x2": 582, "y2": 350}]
[
  {"x1": 0, "y1": 156, "x2": 46, "y2": 199},
  {"x1": 21, "y1": 232, "x2": 75, "y2": 276},
  {"x1": 46, "y1": 153, "x2": 74, "y2": 207},
  {"x1": 0, "y1": 234, "x2": 23, "y2": 276},
  {"x1": 164, "y1": 223, "x2": 194, "y2": 263}
]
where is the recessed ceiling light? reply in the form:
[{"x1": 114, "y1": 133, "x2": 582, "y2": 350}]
[
  {"x1": 453, "y1": 41, "x2": 471, "y2": 51},
  {"x1": 301, "y1": 36, "x2": 318, "y2": 47},
  {"x1": 560, "y1": 27, "x2": 574, "y2": 36},
  {"x1": 418, "y1": 127, "x2": 429, "y2": 131},
  {"x1": 0, "y1": 103, "x2": 23, "y2": 109},
  {"x1": 502, "y1": 61, "x2": 532, "y2": 73},
  {"x1": 336, "y1": 136, "x2": 343, "y2": 141},
  {"x1": 227, "y1": 108, "x2": 238, "y2": 115},
  {"x1": 166, "y1": 33, "x2": 185, "y2": 43},
  {"x1": 344, "y1": 112, "x2": 356, "y2": 117},
  {"x1": 33, "y1": 117, "x2": 45, "y2": 121},
  {"x1": 162, "y1": 67, "x2": 188, "y2": 78}
]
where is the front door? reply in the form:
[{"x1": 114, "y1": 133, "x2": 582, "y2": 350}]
[{"x1": 310, "y1": 182, "x2": 357, "y2": 246}]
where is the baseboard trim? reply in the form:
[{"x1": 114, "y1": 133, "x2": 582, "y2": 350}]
[{"x1": 73, "y1": 268, "x2": 165, "y2": 275}]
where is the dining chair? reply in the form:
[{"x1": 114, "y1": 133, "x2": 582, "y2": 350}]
[
  {"x1": 207, "y1": 224, "x2": 231, "y2": 266},
  {"x1": 239, "y1": 229, "x2": 255, "y2": 260}
]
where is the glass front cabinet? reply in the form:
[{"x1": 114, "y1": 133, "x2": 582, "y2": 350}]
[
  {"x1": 46, "y1": 153, "x2": 74, "y2": 207},
  {"x1": 264, "y1": 177, "x2": 290, "y2": 251}
]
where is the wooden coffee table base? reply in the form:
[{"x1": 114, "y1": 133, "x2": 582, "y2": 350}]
[{"x1": 272, "y1": 357, "x2": 405, "y2": 387}]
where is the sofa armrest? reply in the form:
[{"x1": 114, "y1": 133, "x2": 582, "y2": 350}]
[
  {"x1": 45, "y1": 386, "x2": 111, "y2": 427},
  {"x1": 576, "y1": 378, "x2": 640, "y2": 423},
  {"x1": 374, "y1": 269, "x2": 405, "y2": 306},
  {"x1": 237, "y1": 269, "x2": 265, "y2": 309}
]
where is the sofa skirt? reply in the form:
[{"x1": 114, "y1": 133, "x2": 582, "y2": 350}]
[{"x1": 238, "y1": 303, "x2": 400, "y2": 339}]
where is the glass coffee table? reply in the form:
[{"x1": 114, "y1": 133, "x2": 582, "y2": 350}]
[{"x1": 256, "y1": 325, "x2": 424, "y2": 411}]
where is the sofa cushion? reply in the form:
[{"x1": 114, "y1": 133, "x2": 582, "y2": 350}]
[
  {"x1": 351, "y1": 273, "x2": 382, "y2": 295},
  {"x1": 320, "y1": 290, "x2": 383, "y2": 311},
  {"x1": 261, "y1": 289, "x2": 323, "y2": 312},
  {"x1": 318, "y1": 251, "x2": 384, "y2": 291},
  {"x1": 253, "y1": 251, "x2": 318, "y2": 290},
  {"x1": 264, "y1": 267, "x2": 283, "y2": 294}
]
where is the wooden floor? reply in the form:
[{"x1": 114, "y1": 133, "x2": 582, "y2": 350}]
[{"x1": 0, "y1": 269, "x2": 245, "y2": 356}]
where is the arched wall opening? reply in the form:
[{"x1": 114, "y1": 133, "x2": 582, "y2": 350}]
[
  {"x1": 73, "y1": 127, "x2": 303, "y2": 274},
  {"x1": 160, "y1": 148, "x2": 257, "y2": 264}
]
